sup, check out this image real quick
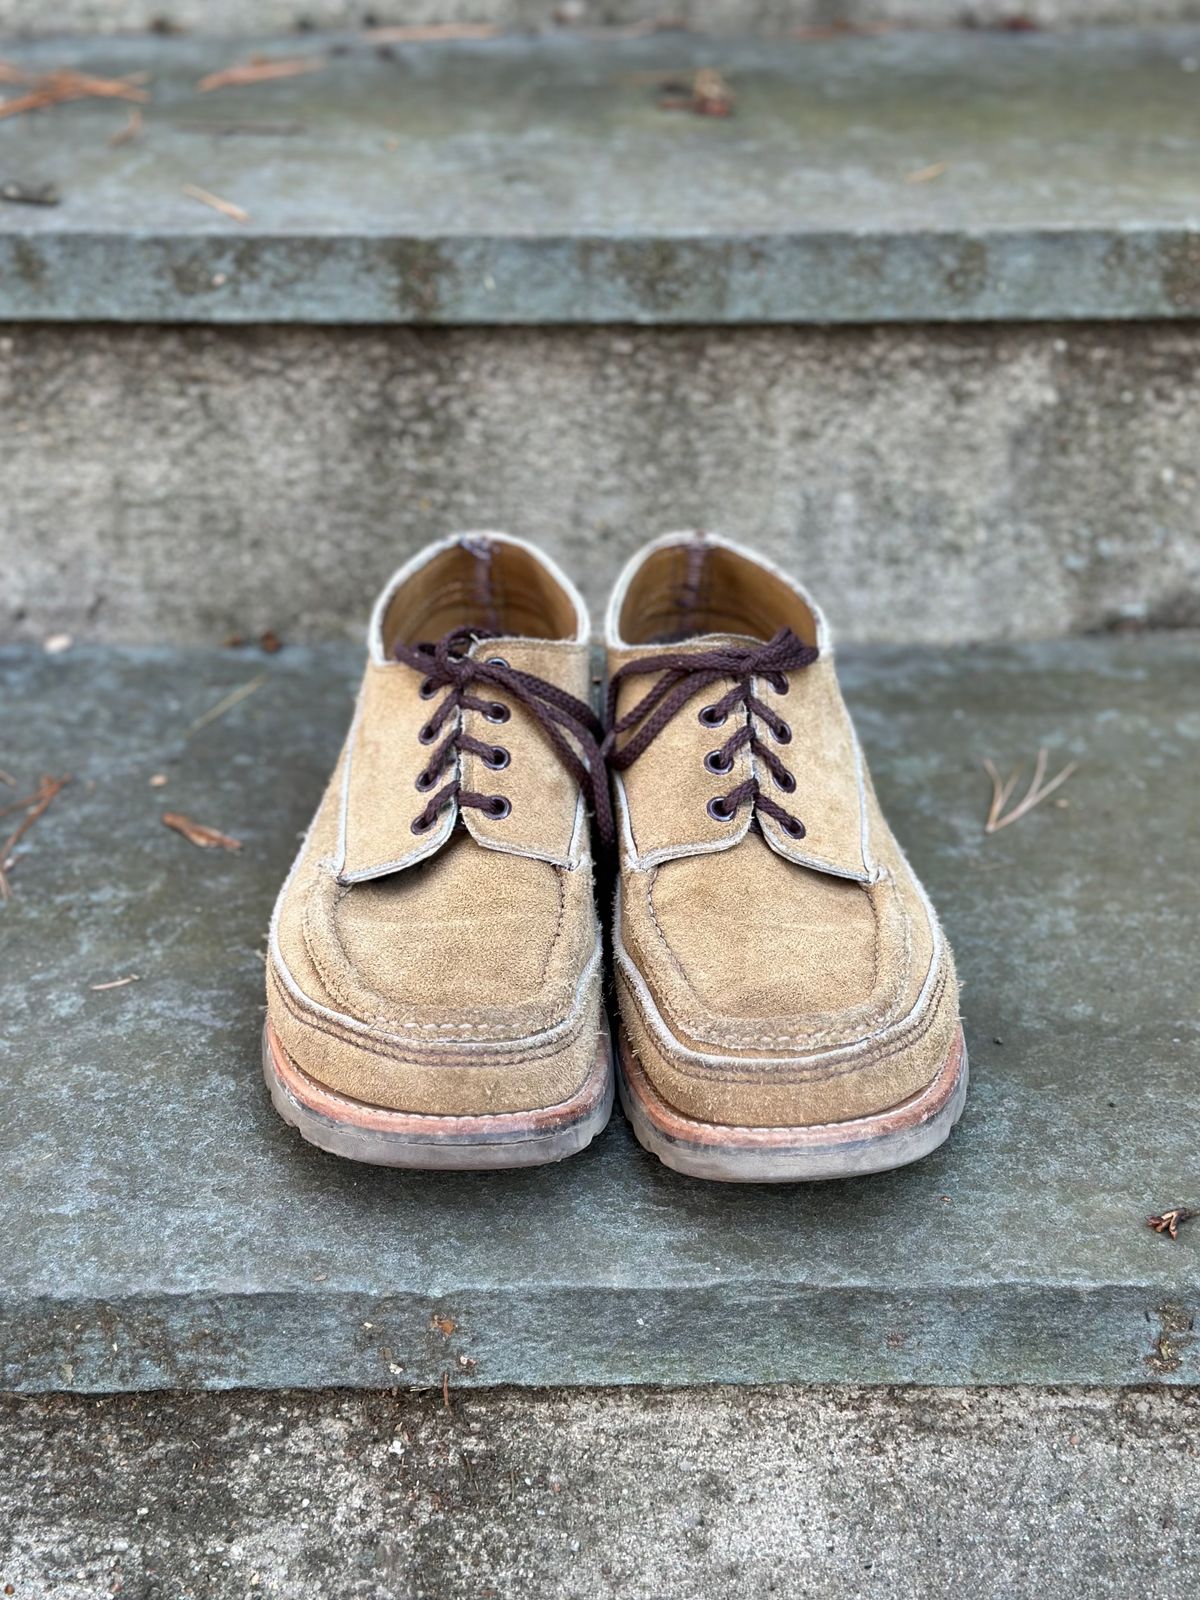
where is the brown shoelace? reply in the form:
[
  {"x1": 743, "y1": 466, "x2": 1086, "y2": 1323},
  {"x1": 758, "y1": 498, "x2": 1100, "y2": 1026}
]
[
  {"x1": 394, "y1": 627, "x2": 614, "y2": 848},
  {"x1": 603, "y1": 627, "x2": 820, "y2": 838}
]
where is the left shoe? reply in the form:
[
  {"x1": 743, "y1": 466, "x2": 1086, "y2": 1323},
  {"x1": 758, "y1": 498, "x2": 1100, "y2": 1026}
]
[
  {"x1": 264, "y1": 532, "x2": 614, "y2": 1169},
  {"x1": 603, "y1": 531, "x2": 967, "y2": 1182}
]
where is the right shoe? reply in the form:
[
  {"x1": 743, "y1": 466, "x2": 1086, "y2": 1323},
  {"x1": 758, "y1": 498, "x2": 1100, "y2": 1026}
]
[
  {"x1": 603, "y1": 531, "x2": 967, "y2": 1182},
  {"x1": 264, "y1": 532, "x2": 614, "y2": 1169}
]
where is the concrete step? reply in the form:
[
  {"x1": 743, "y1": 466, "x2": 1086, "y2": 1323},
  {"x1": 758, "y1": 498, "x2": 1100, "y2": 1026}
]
[
  {"x1": 6, "y1": 320, "x2": 1200, "y2": 646},
  {"x1": 3, "y1": 28, "x2": 1199, "y2": 324},
  {"x1": 4, "y1": 1386, "x2": 1199, "y2": 1597},
  {"x1": 2, "y1": 636, "x2": 1197, "y2": 1393},
  {"x1": 4, "y1": 26, "x2": 1200, "y2": 649},
  {"x1": 5, "y1": 2, "x2": 1198, "y2": 38}
]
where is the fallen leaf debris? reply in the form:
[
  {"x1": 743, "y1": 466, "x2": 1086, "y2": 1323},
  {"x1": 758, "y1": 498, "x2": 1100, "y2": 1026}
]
[
  {"x1": 1147, "y1": 1206, "x2": 1198, "y2": 1241},
  {"x1": 658, "y1": 67, "x2": 734, "y2": 117},
  {"x1": 162, "y1": 812, "x2": 243, "y2": 852},
  {"x1": 0, "y1": 59, "x2": 149, "y2": 122},
  {"x1": 197, "y1": 55, "x2": 326, "y2": 93}
]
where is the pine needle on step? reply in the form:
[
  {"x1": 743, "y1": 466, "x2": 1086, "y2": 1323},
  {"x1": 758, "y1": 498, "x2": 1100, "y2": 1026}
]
[{"x1": 983, "y1": 748, "x2": 1078, "y2": 834}]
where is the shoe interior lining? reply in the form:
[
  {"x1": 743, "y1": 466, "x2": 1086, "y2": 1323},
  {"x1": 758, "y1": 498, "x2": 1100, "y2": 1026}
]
[
  {"x1": 618, "y1": 541, "x2": 817, "y2": 647},
  {"x1": 382, "y1": 536, "x2": 581, "y2": 647}
]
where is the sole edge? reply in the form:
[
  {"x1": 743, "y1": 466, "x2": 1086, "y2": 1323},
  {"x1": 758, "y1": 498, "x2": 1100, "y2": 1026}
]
[
  {"x1": 618, "y1": 1025, "x2": 969, "y2": 1183},
  {"x1": 263, "y1": 1022, "x2": 614, "y2": 1171}
]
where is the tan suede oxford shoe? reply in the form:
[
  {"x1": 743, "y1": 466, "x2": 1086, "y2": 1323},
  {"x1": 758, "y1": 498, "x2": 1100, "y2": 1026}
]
[
  {"x1": 604, "y1": 532, "x2": 967, "y2": 1181},
  {"x1": 264, "y1": 533, "x2": 613, "y2": 1168}
]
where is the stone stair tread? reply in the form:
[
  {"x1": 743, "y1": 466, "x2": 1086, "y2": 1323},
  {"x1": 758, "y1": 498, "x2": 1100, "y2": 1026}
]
[
  {"x1": 2, "y1": 636, "x2": 1197, "y2": 1391},
  {"x1": 2, "y1": 27, "x2": 1200, "y2": 322}
]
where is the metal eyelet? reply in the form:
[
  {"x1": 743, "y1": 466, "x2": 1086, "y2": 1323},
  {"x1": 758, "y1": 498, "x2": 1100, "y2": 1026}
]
[
  {"x1": 484, "y1": 745, "x2": 510, "y2": 771},
  {"x1": 771, "y1": 719, "x2": 793, "y2": 746},
  {"x1": 418, "y1": 722, "x2": 437, "y2": 745},
  {"x1": 707, "y1": 796, "x2": 735, "y2": 823},
  {"x1": 487, "y1": 656, "x2": 509, "y2": 668},
  {"x1": 484, "y1": 702, "x2": 511, "y2": 724},
  {"x1": 703, "y1": 750, "x2": 733, "y2": 776},
  {"x1": 780, "y1": 816, "x2": 806, "y2": 839},
  {"x1": 410, "y1": 812, "x2": 435, "y2": 835},
  {"x1": 774, "y1": 769, "x2": 797, "y2": 794},
  {"x1": 484, "y1": 795, "x2": 512, "y2": 820},
  {"x1": 418, "y1": 678, "x2": 437, "y2": 700},
  {"x1": 698, "y1": 705, "x2": 727, "y2": 729},
  {"x1": 415, "y1": 769, "x2": 438, "y2": 792}
]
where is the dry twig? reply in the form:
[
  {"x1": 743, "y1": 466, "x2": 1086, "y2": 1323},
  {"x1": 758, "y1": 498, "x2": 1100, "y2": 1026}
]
[
  {"x1": 983, "y1": 748, "x2": 1078, "y2": 834},
  {"x1": 186, "y1": 673, "x2": 267, "y2": 735},
  {"x1": 0, "y1": 785, "x2": 58, "y2": 820},
  {"x1": 90, "y1": 974, "x2": 140, "y2": 991},
  {"x1": 906, "y1": 161, "x2": 948, "y2": 184},
  {"x1": 0, "y1": 774, "x2": 70, "y2": 900},
  {"x1": 1147, "y1": 1206, "x2": 1198, "y2": 1241},
  {"x1": 0, "y1": 62, "x2": 149, "y2": 122},
  {"x1": 197, "y1": 55, "x2": 325, "y2": 93},
  {"x1": 162, "y1": 812, "x2": 242, "y2": 851},
  {"x1": 181, "y1": 183, "x2": 250, "y2": 224}
]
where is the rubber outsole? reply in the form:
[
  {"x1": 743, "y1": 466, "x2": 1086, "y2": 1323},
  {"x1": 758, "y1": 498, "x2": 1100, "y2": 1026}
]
[
  {"x1": 263, "y1": 1021, "x2": 614, "y2": 1170},
  {"x1": 618, "y1": 1024, "x2": 969, "y2": 1183}
]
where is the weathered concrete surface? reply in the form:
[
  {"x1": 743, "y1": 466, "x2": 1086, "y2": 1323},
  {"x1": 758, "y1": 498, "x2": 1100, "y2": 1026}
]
[
  {"x1": 1, "y1": 639, "x2": 1197, "y2": 1392},
  {"x1": 3, "y1": 30, "x2": 1200, "y2": 323},
  {"x1": 4, "y1": 321, "x2": 1200, "y2": 645},
  {"x1": 2, "y1": 1386, "x2": 1200, "y2": 1599},
  {"x1": 5, "y1": 2, "x2": 1200, "y2": 37}
]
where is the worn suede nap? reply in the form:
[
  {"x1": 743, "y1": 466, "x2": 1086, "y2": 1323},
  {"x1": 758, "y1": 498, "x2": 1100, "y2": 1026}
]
[{"x1": 606, "y1": 532, "x2": 961, "y2": 1131}]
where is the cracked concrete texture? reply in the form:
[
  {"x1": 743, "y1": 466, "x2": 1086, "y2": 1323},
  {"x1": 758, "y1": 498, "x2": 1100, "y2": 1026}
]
[
  {"x1": 3, "y1": 2, "x2": 1197, "y2": 34},
  {"x1": 2, "y1": 1386, "x2": 1199, "y2": 1599},
  {"x1": 3, "y1": 322, "x2": 1200, "y2": 645}
]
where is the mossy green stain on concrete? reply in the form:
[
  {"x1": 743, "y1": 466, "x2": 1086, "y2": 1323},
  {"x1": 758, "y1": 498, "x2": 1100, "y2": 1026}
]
[{"x1": 0, "y1": 638, "x2": 1197, "y2": 1391}]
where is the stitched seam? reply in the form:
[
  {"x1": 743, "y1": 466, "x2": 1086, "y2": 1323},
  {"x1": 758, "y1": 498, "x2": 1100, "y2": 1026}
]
[
  {"x1": 305, "y1": 860, "x2": 581, "y2": 1034},
  {"x1": 538, "y1": 869, "x2": 571, "y2": 987},
  {"x1": 612, "y1": 878, "x2": 949, "y2": 1062},
  {"x1": 276, "y1": 883, "x2": 603, "y2": 1044},
  {"x1": 627, "y1": 868, "x2": 909, "y2": 1050},
  {"x1": 643, "y1": 867, "x2": 694, "y2": 994},
  {"x1": 618, "y1": 963, "x2": 953, "y2": 1088},
  {"x1": 625, "y1": 1026, "x2": 962, "y2": 1133},
  {"x1": 275, "y1": 1032, "x2": 604, "y2": 1120},
  {"x1": 269, "y1": 963, "x2": 599, "y2": 1065}
]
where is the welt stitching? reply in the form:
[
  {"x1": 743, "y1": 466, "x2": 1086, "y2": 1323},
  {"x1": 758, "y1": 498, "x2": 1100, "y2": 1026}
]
[
  {"x1": 617, "y1": 961, "x2": 952, "y2": 1088},
  {"x1": 624, "y1": 1028, "x2": 961, "y2": 1134},
  {"x1": 269, "y1": 964, "x2": 597, "y2": 1064}
]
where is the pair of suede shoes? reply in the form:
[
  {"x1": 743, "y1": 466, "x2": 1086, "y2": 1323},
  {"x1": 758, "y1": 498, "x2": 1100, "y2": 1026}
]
[{"x1": 264, "y1": 531, "x2": 967, "y2": 1183}]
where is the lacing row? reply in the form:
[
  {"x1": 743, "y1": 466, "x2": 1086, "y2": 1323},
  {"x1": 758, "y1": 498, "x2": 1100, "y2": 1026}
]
[
  {"x1": 393, "y1": 628, "x2": 614, "y2": 847},
  {"x1": 602, "y1": 627, "x2": 819, "y2": 838}
]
